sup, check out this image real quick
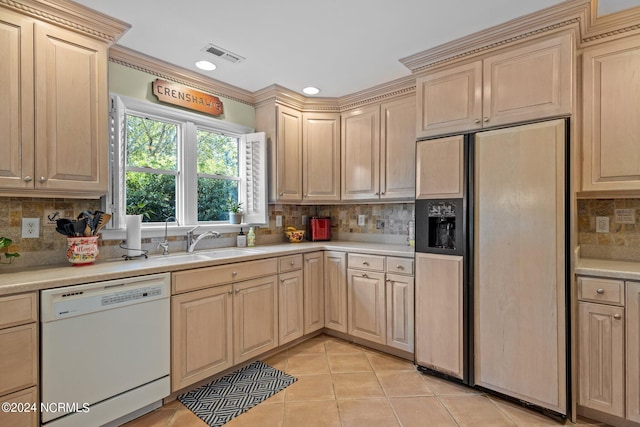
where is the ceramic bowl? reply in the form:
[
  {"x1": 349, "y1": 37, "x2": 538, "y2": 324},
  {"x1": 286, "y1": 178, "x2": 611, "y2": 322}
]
[{"x1": 285, "y1": 229, "x2": 305, "y2": 243}]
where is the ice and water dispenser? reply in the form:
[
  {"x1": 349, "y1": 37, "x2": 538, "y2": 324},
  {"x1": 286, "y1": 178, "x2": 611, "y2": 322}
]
[{"x1": 415, "y1": 199, "x2": 464, "y2": 256}]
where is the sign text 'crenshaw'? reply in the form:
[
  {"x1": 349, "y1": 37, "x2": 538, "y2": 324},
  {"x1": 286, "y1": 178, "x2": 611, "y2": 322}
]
[{"x1": 152, "y1": 79, "x2": 224, "y2": 116}]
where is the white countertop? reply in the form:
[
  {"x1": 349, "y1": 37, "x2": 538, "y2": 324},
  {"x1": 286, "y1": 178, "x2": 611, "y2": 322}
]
[
  {"x1": 0, "y1": 241, "x2": 414, "y2": 296},
  {"x1": 576, "y1": 257, "x2": 640, "y2": 282}
]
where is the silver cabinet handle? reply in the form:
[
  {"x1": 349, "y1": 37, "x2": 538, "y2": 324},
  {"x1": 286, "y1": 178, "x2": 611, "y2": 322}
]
[
  {"x1": 474, "y1": 119, "x2": 481, "y2": 124},
  {"x1": 596, "y1": 288, "x2": 605, "y2": 294},
  {"x1": 39, "y1": 176, "x2": 46, "y2": 183},
  {"x1": 304, "y1": 194, "x2": 308, "y2": 197},
  {"x1": 386, "y1": 279, "x2": 391, "y2": 283},
  {"x1": 380, "y1": 192, "x2": 385, "y2": 195},
  {"x1": 396, "y1": 265, "x2": 404, "y2": 270},
  {"x1": 361, "y1": 273, "x2": 368, "y2": 278},
  {"x1": 228, "y1": 289, "x2": 233, "y2": 295},
  {"x1": 362, "y1": 261, "x2": 369, "y2": 265},
  {"x1": 279, "y1": 192, "x2": 284, "y2": 196},
  {"x1": 232, "y1": 271, "x2": 237, "y2": 276},
  {"x1": 235, "y1": 288, "x2": 240, "y2": 294},
  {"x1": 23, "y1": 176, "x2": 32, "y2": 182},
  {"x1": 614, "y1": 314, "x2": 622, "y2": 320},
  {"x1": 290, "y1": 261, "x2": 295, "y2": 266},
  {"x1": 281, "y1": 279, "x2": 285, "y2": 283},
  {"x1": 374, "y1": 192, "x2": 379, "y2": 196},
  {"x1": 483, "y1": 117, "x2": 489, "y2": 123}
]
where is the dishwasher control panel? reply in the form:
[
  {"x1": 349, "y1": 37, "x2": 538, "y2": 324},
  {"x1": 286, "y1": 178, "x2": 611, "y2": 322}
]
[{"x1": 40, "y1": 273, "x2": 170, "y2": 321}]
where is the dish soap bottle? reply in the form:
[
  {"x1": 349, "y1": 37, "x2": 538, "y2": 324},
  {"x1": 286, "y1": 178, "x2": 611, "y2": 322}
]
[
  {"x1": 237, "y1": 228, "x2": 246, "y2": 248},
  {"x1": 247, "y1": 227, "x2": 256, "y2": 247}
]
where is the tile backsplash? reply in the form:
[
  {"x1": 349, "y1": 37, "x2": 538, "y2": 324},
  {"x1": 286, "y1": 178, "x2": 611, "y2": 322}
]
[
  {"x1": 578, "y1": 198, "x2": 640, "y2": 261},
  {"x1": 0, "y1": 197, "x2": 415, "y2": 270}
]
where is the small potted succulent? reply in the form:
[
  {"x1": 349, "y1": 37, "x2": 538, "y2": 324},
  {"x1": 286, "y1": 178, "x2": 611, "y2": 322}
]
[
  {"x1": 226, "y1": 198, "x2": 243, "y2": 224},
  {"x1": 0, "y1": 237, "x2": 20, "y2": 264}
]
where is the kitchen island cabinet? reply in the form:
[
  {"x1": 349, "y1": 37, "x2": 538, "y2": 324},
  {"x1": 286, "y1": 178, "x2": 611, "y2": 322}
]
[
  {"x1": 0, "y1": 5, "x2": 125, "y2": 198},
  {"x1": 416, "y1": 32, "x2": 572, "y2": 138}
]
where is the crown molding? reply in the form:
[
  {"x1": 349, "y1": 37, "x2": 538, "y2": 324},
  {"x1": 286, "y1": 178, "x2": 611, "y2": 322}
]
[
  {"x1": 400, "y1": 0, "x2": 590, "y2": 73},
  {"x1": 109, "y1": 45, "x2": 255, "y2": 106},
  {"x1": 581, "y1": 1, "x2": 640, "y2": 44},
  {"x1": 338, "y1": 74, "x2": 415, "y2": 111},
  {"x1": 1, "y1": 0, "x2": 130, "y2": 44}
]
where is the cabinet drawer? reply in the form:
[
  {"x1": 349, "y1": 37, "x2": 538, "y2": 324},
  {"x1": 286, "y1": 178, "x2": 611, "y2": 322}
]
[
  {"x1": 578, "y1": 277, "x2": 624, "y2": 305},
  {"x1": 0, "y1": 386, "x2": 38, "y2": 427},
  {"x1": 386, "y1": 257, "x2": 414, "y2": 275},
  {"x1": 172, "y1": 258, "x2": 278, "y2": 294},
  {"x1": 0, "y1": 293, "x2": 37, "y2": 329},
  {"x1": 279, "y1": 254, "x2": 303, "y2": 273},
  {"x1": 348, "y1": 253, "x2": 385, "y2": 272},
  {"x1": 0, "y1": 323, "x2": 38, "y2": 396}
]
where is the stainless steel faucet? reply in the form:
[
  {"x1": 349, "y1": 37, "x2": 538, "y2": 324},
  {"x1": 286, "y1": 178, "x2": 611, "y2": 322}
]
[
  {"x1": 187, "y1": 227, "x2": 221, "y2": 252},
  {"x1": 158, "y1": 216, "x2": 179, "y2": 255}
]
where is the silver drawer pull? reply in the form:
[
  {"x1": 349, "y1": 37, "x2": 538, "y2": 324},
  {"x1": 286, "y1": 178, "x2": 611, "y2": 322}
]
[
  {"x1": 235, "y1": 289, "x2": 240, "y2": 294},
  {"x1": 281, "y1": 279, "x2": 285, "y2": 283},
  {"x1": 596, "y1": 288, "x2": 605, "y2": 294},
  {"x1": 232, "y1": 271, "x2": 237, "y2": 276},
  {"x1": 361, "y1": 273, "x2": 368, "y2": 278},
  {"x1": 362, "y1": 261, "x2": 369, "y2": 265},
  {"x1": 614, "y1": 314, "x2": 622, "y2": 320},
  {"x1": 290, "y1": 261, "x2": 295, "y2": 266},
  {"x1": 396, "y1": 265, "x2": 404, "y2": 270},
  {"x1": 228, "y1": 289, "x2": 233, "y2": 295}
]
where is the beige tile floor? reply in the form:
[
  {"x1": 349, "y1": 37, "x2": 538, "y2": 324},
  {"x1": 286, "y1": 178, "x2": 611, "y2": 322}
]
[{"x1": 123, "y1": 334, "x2": 610, "y2": 427}]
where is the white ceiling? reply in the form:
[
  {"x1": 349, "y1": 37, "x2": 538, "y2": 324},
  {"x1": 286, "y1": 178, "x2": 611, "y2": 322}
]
[{"x1": 73, "y1": 0, "x2": 566, "y2": 98}]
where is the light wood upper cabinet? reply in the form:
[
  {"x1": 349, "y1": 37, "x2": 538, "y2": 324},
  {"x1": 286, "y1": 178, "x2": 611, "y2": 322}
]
[
  {"x1": 415, "y1": 253, "x2": 464, "y2": 379},
  {"x1": 628, "y1": 281, "x2": 640, "y2": 423},
  {"x1": 0, "y1": 11, "x2": 112, "y2": 197},
  {"x1": 324, "y1": 251, "x2": 348, "y2": 333},
  {"x1": 416, "y1": 61, "x2": 483, "y2": 138},
  {"x1": 416, "y1": 33, "x2": 572, "y2": 138},
  {"x1": 171, "y1": 285, "x2": 233, "y2": 392},
  {"x1": 275, "y1": 105, "x2": 303, "y2": 201},
  {"x1": 342, "y1": 96, "x2": 416, "y2": 201},
  {"x1": 416, "y1": 135, "x2": 464, "y2": 199},
  {"x1": 578, "y1": 301, "x2": 625, "y2": 417},
  {"x1": 304, "y1": 251, "x2": 325, "y2": 334},
  {"x1": 380, "y1": 96, "x2": 416, "y2": 199},
  {"x1": 582, "y1": 35, "x2": 640, "y2": 192},
  {"x1": 303, "y1": 112, "x2": 341, "y2": 201},
  {"x1": 278, "y1": 269, "x2": 304, "y2": 345},
  {"x1": 347, "y1": 268, "x2": 386, "y2": 345},
  {"x1": 341, "y1": 105, "x2": 381, "y2": 200}
]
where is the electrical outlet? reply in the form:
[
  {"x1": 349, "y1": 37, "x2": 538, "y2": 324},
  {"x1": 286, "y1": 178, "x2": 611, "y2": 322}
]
[
  {"x1": 22, "y1": 218, "x2": 40, "y2": 238},
  {"x1": 596, "y1": 216, "x2": 610, "y2": 233},
  {"x1": 302, "y1": 215, "x2": 308, "y2": 225},
  {"x1": 358, "y1": 215, "x2": 366, "y2": 226},
  {"x1": 276, "y1": 215, "x2": 282, "y2": 227}
]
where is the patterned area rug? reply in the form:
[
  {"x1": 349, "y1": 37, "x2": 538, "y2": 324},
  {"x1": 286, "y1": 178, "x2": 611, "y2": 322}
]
[{"x1": 178, "y1": 361, "x2": 297, "y2": 427}]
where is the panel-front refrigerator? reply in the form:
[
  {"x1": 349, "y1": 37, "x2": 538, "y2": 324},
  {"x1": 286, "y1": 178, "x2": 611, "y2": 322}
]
[{"x1": 415, "y1": 119, "x2": 568, "y2": 417}]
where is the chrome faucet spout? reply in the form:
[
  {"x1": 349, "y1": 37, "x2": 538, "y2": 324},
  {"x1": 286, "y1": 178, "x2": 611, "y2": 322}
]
[
  {"x1": 159, "y1": 216, "x2": 179, "y2": 255},
  {"x1": 187, "y1": 230, "x2": 221, "y2": 253}
]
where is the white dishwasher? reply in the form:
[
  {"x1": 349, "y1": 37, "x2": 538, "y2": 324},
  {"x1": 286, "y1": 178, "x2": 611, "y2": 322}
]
[{"x1": 40, "y1": 273, "x2": 171, "y2": 427}]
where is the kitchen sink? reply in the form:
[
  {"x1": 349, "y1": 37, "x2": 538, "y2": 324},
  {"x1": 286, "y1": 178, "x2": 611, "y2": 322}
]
[{"x1": 162, "y1": 248, "x2": 266, "y2": 263}]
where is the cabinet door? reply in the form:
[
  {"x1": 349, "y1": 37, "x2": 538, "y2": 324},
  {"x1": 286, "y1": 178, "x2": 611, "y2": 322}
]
[
  {"x1": 628, "y1": 281, "x2": 640, "y2": 422},
  {"x1": 483, "y1": 33, "x2": 572, "y2": 128},
  {"x1": 415, "y1": 253, "x2": 464, "y2": 379},
  {"x1": 34, "y1": 22, "x2": 108, "y2": 194},
  {"x1": 0, "y1": 323, "x2": 38, "y2": 396},
  {"x1": 304, "y1": 252, "x2": 325, "y2": 334},
  {"x1": 386, "y1": 273, "x2": 414, "y2": 353},
  {"x1": 380, "y1": 96, "x2": 416, "y2": 199},
  {"x1": 416, "y1": 61, "x2": 482, "y2": 138},
  {"x1": 234, "y1": 275, "x2": 278, "y2": 364},
  {"x1": 341, "y1": 105, "x2": 380, "y2": 200},
  {"x1": 278, "y1": 270, "x2": 304, "y2": 345},
  {"x1": 0, "y1": 386, "x2": 38, "y2": 427},
  {"x1": 276, "y1": 105, "x2": 303, "y2": 201},
  {"x1": 347, "y1": 269, "x2": 386, "y2": 344},
  {"x1": 578, "y1": 301, "x2": 624, "y2": 417},
  {"x1": 416, "y1": 135, "x2": 464, "y2": 199},
  {"x1": 303, "y1": 112, "x2": 340, "y2": 201},
  {"x1": 0, "y1": 10, "x2": 34, "y2": 191},
  {"x1": 324, "y1": 251, "x2": 348, "y2": 333},
  {"x1": 583, "y1": 35, "x2": 640, "y2": 192},
  {"x1": 171, "y1": 285, "x2": 233, "y2": 392}
]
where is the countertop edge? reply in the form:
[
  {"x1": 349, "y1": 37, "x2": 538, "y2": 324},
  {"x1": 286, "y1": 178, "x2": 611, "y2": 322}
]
[
  {"x1": 575, "y1": 257, "x2": 640, "y2": 282},
  {"x1": 0, "y1": 241, "x2": 415, "y2": 296}
]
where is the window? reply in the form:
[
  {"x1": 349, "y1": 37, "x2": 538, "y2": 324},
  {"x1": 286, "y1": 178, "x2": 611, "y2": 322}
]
[{"x1": 107, "y1": 95, "x2": 267, "y2": 230}]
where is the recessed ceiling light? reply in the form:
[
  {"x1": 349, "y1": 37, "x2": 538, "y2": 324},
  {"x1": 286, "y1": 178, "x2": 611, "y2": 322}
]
[
  {"x1": 195, "y1": 60, "x2": 216, "y2": 71},
  {"x1": 302, "y1": 86, "x2": 320, "y2": 95}
]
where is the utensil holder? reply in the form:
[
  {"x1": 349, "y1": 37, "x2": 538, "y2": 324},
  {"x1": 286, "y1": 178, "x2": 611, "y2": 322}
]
[{"x1": 66, "y1": 236, "x2": 99, "y2": 265}]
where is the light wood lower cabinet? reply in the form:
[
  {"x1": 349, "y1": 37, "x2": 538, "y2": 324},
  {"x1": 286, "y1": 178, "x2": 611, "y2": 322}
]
[
  {"x1": 304, "y1": 252, "x2": 325, "y2": 334},
  {"x1": 415, "y1": 253, "x2": 464, "y2": 379},
  {"x1": 233, "y1": 275, "x2": 279, "y2": 364},
  {"x1": 171, "y1": 285, "x2": 233, "y2": 392},
  {"x1": 324, "y1": 251, "x2": 348, "y2": 333},
  {"x1": 578, "y1": 301, "x2": 625, "y2": 417},
  {"x1": 278, "y1": 269, "x2": 304, "y2": 345},
  {"x1": 385, "y1": 273, "x2": 414, "y2": 353},
  {"x1": 347, "y1": 269, "x2": 386, "y2": 344},
  {"x1": 0, "y1": 386, "x2": 38, "y2": 427},
  {"x1": 627, "y1": 282, "x2": 640, "y2": 423}
]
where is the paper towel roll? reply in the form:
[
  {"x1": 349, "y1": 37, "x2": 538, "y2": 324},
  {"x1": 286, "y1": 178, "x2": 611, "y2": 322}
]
[{"x1": 125, "y1": 214, "x2": 142, "y2": 257}]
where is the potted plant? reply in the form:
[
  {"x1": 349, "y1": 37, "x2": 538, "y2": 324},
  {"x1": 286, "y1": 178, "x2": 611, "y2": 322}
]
[
  {"x1": 226, "y1": 198, "x2": 243, "y2": 224},
  {"x1": 0, "y1": 237, "x2": 20, "y2": 264}
]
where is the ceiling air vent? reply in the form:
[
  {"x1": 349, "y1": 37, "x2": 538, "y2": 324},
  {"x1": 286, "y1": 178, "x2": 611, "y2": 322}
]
[{"x1": 202, "y1": 44, "x2": 245, "y2": 64}]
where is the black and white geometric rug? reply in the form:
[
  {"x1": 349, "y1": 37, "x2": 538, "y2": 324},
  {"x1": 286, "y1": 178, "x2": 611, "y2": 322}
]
[{"x1": 178, "y1": 361, "x2": 297, "y2": 427}]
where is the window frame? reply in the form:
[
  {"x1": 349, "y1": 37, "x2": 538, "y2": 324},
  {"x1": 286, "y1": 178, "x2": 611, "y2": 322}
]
[{"x1": 103, "y1": 94, "x2": 266, "y2": 239}]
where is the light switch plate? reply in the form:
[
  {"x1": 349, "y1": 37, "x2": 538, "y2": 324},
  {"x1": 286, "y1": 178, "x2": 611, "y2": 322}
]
[
  {"x1": 22, "y1": 218, "x2": 40, "y2": 238},
  {"x1": 302, "y1": 215, "x2": 308, "y2": 225},
  {"x1": 596, "y1": 216, "x2": 610, "y2": 233},
  {"x1": 358, "y1": 215, "x2": 366, "y2": 226},
  {"x1": 276, "y1": 215, "x2": 282, "y2": 227}
]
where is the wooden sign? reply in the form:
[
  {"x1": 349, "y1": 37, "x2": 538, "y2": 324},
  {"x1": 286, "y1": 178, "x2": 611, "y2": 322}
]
[{"x1": 152, "y1": 79, "x2": 224, "y2": 116}]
